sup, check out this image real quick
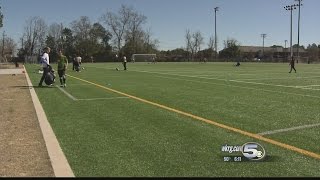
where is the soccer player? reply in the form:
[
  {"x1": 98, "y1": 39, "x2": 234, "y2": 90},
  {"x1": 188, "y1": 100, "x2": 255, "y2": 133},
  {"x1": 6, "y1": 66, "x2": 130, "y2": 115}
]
[
  {"x1": 38, "y1": 47, "x2": 51, "y2": 87},
  {"x1": 72, "y1": 54, "x2": 76, "y2": 71},
  {"x1": 123, "y1": 55, "x2": 127, "y2": 70},
  {"x1": 57, "y1": 50, "x2": 68, "y2": 87},
  {"x1": 289, "y1": 56, "x2": 297, "y2": 73},
  {"x1": 74, "y1": 55, "x2": 81, "y2": 72}
]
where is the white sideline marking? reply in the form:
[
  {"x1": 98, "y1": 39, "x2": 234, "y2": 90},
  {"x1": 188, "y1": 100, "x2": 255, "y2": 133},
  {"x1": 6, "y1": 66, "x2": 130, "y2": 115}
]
[
  {"x1": 229, "y1": 79, "x2": 297, "y2": 88},
  {"x1": 91, "y1": 66, "x2": 320, "y2": 91},
  {"x1": 67, "y1": 84, "x2": 91, "y2": 86},
  {"x1": 237, "y1": 76, "x2": 320, "y2": 81},
  {"x1": 56, "y1": 85, "x2": 128, "y2": 101},
  {"x1": 153, "y1": 75, "x2": 320, "y2": 99},
  {"x1": 77, "y1": 97, "x2": 129, "y2": 101},
  {"x1": 24, "y1": 66, "x2": 74, "y2": 177},
  {"x1": 258, "y1": 123, "x2": 320, "y2": 135},
  {"x1": 130, "y1": 69, "x2": 229, "y2": 81},
  {"x1": 56, "y1": 86, "x2": 77, "y2": 101},
  {"x1": 131, "y1": 69, "x2": 320, "y2": 91},
  {"x1": 230, "y1": 79, "x2": 320, "y2": 91},
  {"x1": 297, "y1": 85, "x2": 320, "y2": 88}
]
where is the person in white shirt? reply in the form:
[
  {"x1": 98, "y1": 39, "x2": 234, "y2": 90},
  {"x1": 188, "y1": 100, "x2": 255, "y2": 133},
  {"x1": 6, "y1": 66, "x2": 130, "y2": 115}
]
[
  {"x1": 74, "y1": 55, "x2": 82, "y2": 72},
  {"x1": 123, "y1": 55, "x2": 127, "y2": 70},
  {"x1": 38, "y1": 47, "x2": 51, "y2": 86}
]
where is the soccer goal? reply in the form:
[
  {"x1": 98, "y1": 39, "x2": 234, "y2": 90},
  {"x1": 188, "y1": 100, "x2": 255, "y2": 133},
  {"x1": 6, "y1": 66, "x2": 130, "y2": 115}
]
[
  {"x1": 297, "y1": 57, "x2": 310, "y2": 64},
  {"x1": 131, "y1": 54, "x2": 157, "y2": 63}
]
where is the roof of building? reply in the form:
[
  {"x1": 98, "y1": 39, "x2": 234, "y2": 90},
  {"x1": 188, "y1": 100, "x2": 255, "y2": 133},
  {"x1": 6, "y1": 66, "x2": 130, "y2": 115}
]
[{"x1": 239, "y1": 46, "x2": 306, "y2": 53}]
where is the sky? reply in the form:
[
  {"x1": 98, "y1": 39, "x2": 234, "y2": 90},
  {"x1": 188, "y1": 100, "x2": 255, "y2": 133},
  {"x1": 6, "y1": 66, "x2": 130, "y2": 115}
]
[{"x1": 1, "y1": 0, "x2": 320, "y2": 51}]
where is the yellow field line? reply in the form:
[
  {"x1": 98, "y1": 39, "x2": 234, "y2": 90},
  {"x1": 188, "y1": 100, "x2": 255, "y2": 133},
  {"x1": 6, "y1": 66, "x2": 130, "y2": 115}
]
[{"x1": 68, "y1": 74, "x2": 320, "y2": 160}]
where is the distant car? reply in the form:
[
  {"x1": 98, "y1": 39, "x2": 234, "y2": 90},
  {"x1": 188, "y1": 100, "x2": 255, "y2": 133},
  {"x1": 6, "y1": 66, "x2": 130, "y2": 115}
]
[{"x1": 253, "y1": 58, "x2": 261, "y2": 61}]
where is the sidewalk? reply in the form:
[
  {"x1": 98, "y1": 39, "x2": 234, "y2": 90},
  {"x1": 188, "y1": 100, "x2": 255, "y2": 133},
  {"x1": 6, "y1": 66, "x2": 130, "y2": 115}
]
[
  {"x1": 0, "y1": 67, "x2": 55, "y2": 177},
  {"x1": 0, "y1": 63, "x2": 76, "y2": 177}
]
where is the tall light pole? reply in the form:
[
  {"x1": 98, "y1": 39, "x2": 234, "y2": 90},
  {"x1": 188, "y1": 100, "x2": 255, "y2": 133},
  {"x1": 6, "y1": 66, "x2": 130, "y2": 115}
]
[
  {"x1": 284, "y1": 4, "x2": 297, "y2": 60},
  {"x1": 295, "y1": 0, "x2": 303, "y2": 63},
  {"x1": 261, "y1": 34, "x2": 267, "y2": 58},
  {"x1": 214, "y1": 7, "x2": 219, "y2": 59}
]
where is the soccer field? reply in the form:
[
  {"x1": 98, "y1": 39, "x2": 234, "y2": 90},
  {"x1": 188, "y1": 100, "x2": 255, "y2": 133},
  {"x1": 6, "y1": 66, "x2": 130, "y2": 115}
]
[{"x1": 25, "y1": 62, "x2": 320, "y2": 177}]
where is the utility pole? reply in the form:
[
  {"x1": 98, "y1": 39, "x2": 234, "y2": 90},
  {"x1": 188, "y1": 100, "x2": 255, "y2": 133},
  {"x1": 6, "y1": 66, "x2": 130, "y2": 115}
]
[
  {"x1": 295, "y1": 0, "x2": 303, "y2": 63},
  {"x1": 261, "y1": 34, "x2": 267, "y2": 58},
  {"x1": 2, "y1": 31, "x2": 5, "y2": 60},
  {"x1": 214, "y1": 7, "x2": 219, "y2": 59},
  {"x1": 284, "y1": 4, "x2": 297, "y2": 60}
]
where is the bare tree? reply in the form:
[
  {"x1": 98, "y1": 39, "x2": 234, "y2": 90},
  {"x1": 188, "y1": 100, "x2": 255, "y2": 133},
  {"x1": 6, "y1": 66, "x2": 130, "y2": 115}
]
[
  {"x1": 208, "y1": 36, "x2": 215, "y2": 59},
  {"x1": 185, "y1": 30, "x2": 203, "y2": 61},
  {"x1": 208, "y1": 36, "x2": 215, "y2": 50},
  {"x1": 71, "y1": 16, "x2": 93, "y2": 57},
  {"x1": 193, "y1": 31, "x2": 204, "y2": 53},
  {"x1": 0, "y1": 36, "x2": 16, "y2": 62},
  {"x1": 125, "y1": 11, "x2": 147, "y2": 54},
  {"x1": 142, "y1": 28, "x2": 159, "y2": 52},
  {"x1": 22, "y1": 16, "x2": 47, "y2": 58},
  {"x1": 0, "y1": 6, "x2": 3, "y2": 28},
  {"x1": 101, "y1": 4, "x2": 132, "y2": 54},
  {"x1": 48, "y1": 23, "x2": 64, "y2": 51},
  {"x1": 185, "y1": 29, "x2": 192, "y2": 61},
  {"x1": 71, "y1": 16, "x2": 92, "y2": 41}
]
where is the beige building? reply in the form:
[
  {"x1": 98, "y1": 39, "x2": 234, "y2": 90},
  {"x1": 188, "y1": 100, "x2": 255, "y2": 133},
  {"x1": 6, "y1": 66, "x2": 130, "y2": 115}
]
[{"x1": 239, "y1": 46, "x2": 308, "y2": 62}]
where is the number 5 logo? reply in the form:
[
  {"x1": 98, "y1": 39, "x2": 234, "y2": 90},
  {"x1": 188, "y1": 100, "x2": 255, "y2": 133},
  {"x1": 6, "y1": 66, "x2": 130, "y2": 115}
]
[{"x1": 242, "y1": 142, "x2": 266, "y2": 161}]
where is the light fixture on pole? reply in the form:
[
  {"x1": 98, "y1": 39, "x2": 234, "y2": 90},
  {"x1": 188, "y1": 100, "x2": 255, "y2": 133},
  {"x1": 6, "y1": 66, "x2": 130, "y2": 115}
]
[{"x1": 284, "y1": 4, "x2": 297, "y2": 60}]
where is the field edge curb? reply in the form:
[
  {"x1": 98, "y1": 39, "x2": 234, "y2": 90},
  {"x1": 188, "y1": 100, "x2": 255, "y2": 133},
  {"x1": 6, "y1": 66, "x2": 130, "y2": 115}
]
[{"x1": 24, "y1": 65, "x2": 75, "y2": 177}]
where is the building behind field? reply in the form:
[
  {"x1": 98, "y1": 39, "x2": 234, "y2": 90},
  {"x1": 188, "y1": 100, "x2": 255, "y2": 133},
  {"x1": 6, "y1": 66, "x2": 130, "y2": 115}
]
[{"x1": 238, "y1": 46, "x2": 309, "y2": 63}]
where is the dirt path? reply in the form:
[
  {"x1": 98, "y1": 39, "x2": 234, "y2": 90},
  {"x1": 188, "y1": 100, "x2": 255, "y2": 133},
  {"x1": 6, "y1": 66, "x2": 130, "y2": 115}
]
[{"x1": 0, "y1": 65, "x2": 54, "y2": 177}]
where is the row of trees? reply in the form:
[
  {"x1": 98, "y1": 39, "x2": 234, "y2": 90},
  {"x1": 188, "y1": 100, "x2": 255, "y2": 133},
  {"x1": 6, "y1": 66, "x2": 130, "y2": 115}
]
[
  {"x1": 17, "y1": 5, "x2": 159, "y2": 63},
  {"x1": 0, "y1": 3, "x2": 319, "y2": 63},
  {"x1": 158, "y1": 36, "x2": 320, "y2": 62}
]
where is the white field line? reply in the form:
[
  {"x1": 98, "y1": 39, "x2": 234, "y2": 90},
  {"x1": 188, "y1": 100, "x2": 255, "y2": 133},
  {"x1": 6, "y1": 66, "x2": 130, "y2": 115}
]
[
  {"x1": 296, "y1": 85, "x2": 320, "y2": 88},
  {"x1": 56, "y1": 85, "x2": 128, "y2": 101},
  {"x1": 133, "y1": 69, "x2": 320, "y2": 91},
  {"x1": 230, "y1": 79, "x2": 298, "y2": 88},
  {"x1": 236, "y1": 76, "x2": 320, "y2": 81},
  {"x1": 153, "y1": 75, "x2": 320, "y2": 99},
  {"x1": 258, "y1": 123, "x2": 320, "y2": 135},
  {"x1": 128, "y1": 69, "x2": 230, "y2": 81},
  {"x1": 56, "y1": 85, "x2": 77, "y2": 101},
  {"x1": 298, "y1": 87, "x2": 320, "y2": 91},
  {"x1": 230, "y1": 79, "x2": 320, "y2": 91},
  {"x1": 67, "y1": 84, "x2": 91, "y2": 86},
  {"x1": 77, "y1": 97, "x2": 129, "y2": 101},
  {"x1": 90, "y1": 66, "x2": 320, "y2": 91}
]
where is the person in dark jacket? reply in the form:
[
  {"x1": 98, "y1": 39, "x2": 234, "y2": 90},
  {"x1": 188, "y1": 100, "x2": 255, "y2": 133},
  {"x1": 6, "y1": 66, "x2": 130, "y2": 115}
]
[{"x1": 289, "y1": 56, "x2": 297, "y2": 73}]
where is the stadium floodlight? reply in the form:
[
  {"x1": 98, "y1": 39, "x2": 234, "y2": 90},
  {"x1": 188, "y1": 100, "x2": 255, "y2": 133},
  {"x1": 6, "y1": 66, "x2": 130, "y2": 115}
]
[
  {"x1": 214, "y1": 7, "x2": 219, "y2": 59},
  {"x1": 295, "y1": 0, "x2": 303, "y2": 63},
  {"x1": 284, "y1": 4, "x2": 298, "y2": 60}
]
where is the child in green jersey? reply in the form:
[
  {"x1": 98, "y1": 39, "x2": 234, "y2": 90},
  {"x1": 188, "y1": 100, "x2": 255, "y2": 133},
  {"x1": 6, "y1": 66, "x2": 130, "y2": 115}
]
[{"x1": 57, "y1": 50, "x2": 68, "y2": 87}]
